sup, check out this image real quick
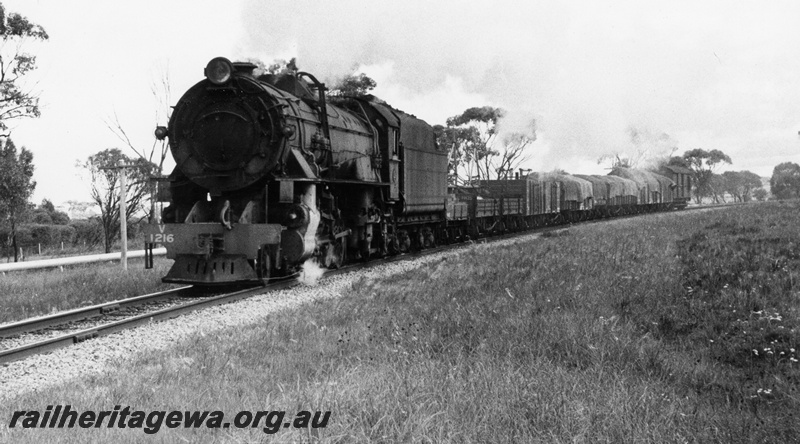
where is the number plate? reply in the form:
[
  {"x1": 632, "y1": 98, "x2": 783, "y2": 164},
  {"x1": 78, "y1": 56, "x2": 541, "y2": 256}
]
[{"x1": 148, "y1": 233, "x2": 174, "y2": 243}]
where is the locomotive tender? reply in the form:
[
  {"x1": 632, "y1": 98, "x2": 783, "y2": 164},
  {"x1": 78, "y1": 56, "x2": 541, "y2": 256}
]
[{"x1": 144, "y1": 57, "x2": 692, "y2": 286}]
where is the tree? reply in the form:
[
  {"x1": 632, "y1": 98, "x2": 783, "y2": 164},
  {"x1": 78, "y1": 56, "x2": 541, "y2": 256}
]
[
  {"x1": 0, "y1": 4, "x2": 48, "y2": 135},
  {"x1": 434, "y1": 123, "x2": 482, "y2": 185},
  {"x1": 720, "y1": 172, "x2": 738, "y2": 202},
  {"x1": 681, "y1": 148, "x2": 732, "y2": 204},
  {"x1": 78, "y1": 149, "x2": 156, "y2": 253},
  {"x1": 494, "y1": 131, "x2": 536, "y2": 180},
  {"x1": 770, "y1": 162, "x2": 800, "y2": 200},
  {"x1": 708, "y1": 174, "x2": 726, "y2": 203},
  {"x1": 753, "y1": 188, "x2": 768, "y2": 202},
  {"x1": 436, "y1": 106, "x2": 535, "y2": 185},
  {"x1": 29, "y1": 206, "x2": 51, "y2": 224},
  {"x1": 0, "y1": 137, "x2": 34, "y2": 261},
  {"x1": 30, "y1": 198, "x2": 69, "y2": 225},
  {"x1": 721, "y1": 170, "x2": 763, "y2": 202},
  {"x1": 105, "y1": 65, "x2": 171, "y2": 176},
  {"x1": 739, "y1": 171, "x2": 763, "y2": 202},
  {"x1": 666, "y1": 156, "x2": 691, "y2": 169},
  {"x1": 105, "y1": 62, "x2": 173, "y2": 223},
  {"x1": 328, "y1": 73, "x2": 377, "y2": 98}
]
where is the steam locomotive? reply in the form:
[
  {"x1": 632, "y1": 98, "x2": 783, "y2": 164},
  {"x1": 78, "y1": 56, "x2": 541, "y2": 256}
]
[
  {"x1": 143, "y1": 57, "x2": 692, "y2": 286},
  {"x1": 143, "y1": 57, "x2": 448, "y2": 284}
]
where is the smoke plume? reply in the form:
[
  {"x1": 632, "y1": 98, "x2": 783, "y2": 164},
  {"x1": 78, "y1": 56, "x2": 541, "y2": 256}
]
[{"x1": 237, "y1": 0, "x2": 800, "y2": 176}]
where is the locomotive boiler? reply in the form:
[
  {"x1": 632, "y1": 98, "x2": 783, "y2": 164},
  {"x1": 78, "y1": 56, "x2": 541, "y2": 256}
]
[{"x1": 144, "y1": 57, "x2": 448, "y2": 285}]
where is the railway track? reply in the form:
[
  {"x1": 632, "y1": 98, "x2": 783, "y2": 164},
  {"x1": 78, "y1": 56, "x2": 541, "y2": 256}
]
[
  {"x1": 0, "y1": 283, "x2": 281, "y2": 365},
  {"x1": 0, "y1": 243, "x2": 453, "y2": 366},
  {"x1": 0, "y1": 203, "x2": 735, "y2": 366},
  {"x1": 0, "y1": 286, "x2": 194, "y2": 338}
]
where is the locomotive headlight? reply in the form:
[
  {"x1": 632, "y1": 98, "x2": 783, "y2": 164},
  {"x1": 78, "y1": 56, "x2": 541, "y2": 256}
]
[
  {"x1": 204, "y1": 57, "x2": 233, "y2": 85},
  {"x1": 154, "y1": 126, "x2": 168, "y2": 140}
]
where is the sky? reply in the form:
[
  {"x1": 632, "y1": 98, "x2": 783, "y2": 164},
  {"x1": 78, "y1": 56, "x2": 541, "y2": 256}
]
[{"x1": 3, "y1": 0, "x2": 800, "y2": 205}]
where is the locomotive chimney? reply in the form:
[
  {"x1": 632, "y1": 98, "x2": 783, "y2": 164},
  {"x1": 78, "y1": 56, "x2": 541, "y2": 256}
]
[{"x1": 233, "y1": 62, "x2": 257, "y2": 77}]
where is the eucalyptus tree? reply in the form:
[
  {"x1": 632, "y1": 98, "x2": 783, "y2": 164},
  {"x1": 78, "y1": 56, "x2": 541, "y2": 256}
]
[{"x1": 0, "y1": 3, "x2": 48, "y2": 135}]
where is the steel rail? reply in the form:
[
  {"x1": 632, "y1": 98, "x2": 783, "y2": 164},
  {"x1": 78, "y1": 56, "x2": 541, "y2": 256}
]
[
  {"x1": 0, "y1": 286, "x2": 194, "y2": 338},
  {"x1": 0, "y1": 281, "x2": 297, "y2": 364}
]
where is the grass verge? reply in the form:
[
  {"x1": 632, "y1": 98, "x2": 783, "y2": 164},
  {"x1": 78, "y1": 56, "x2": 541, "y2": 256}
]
[
  {"x1": 0, "y1": 257, "x2": 176, "y2": 324},
  {"x1": 2, "y1": 202, "x2": 799, "y2": 443}
]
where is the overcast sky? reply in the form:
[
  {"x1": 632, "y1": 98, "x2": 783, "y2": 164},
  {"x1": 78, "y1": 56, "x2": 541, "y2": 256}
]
[{"x1": 4, "y1": 0, "x2": 800, "y2": 205}]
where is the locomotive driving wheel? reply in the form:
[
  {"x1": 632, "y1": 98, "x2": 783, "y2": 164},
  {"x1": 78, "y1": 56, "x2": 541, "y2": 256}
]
[
  {"x1": 322, "y1": 219, "x2": 347, "y2": 269},
  {"x1": 322, "y1": 239, "x2": 344, "y2": 269}
]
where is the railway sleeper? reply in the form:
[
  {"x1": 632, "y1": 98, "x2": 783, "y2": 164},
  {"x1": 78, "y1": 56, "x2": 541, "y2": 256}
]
[
  {"x1": 73, "y1": 330, "x2": 98, "y2": 343},
  {"x1": 100, "y1": 304, "x2": 121, "y2": 314}
]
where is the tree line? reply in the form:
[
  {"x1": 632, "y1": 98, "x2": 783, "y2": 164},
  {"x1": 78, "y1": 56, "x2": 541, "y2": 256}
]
[
  {"x1": 657, "y1": 149, "x2": 800, "y2": 203},
  {"x1": 0, "y1": 3, "x2": 156, "y2": 260},
  {"x1": 2, "y1": 5, "x2": 800, "y2": 262},
  {"x1": 656, "y1": 149, "x2": 761, "y2": 203}
]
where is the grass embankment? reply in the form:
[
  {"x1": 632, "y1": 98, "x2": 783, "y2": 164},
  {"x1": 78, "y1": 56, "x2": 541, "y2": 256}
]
[
  {"x1": 3, "y1": 202, "x2": 799, "y2": 443},
  {"x1": 0, "y1": 258, "x2": 175, "y2": 323}
]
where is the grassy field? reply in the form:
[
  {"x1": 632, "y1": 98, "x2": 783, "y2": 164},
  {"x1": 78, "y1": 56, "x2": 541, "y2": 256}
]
[
  {"x1": 2, "y1": 202, "x2": 799, "y2": 443},
  {"x1": 0, "y1": 257, "x2": 176, "y2": 323}
]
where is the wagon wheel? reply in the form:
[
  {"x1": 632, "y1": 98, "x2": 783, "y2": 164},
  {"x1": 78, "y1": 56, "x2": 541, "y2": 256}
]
[
  {"x1": 397, "y1": 230, "x2": 411, "y2": 253},
  {"x1": 411, "y1": 230, "x2": 425, "y2": 251},
  {"x1": 469, "y1": 222, "x2": 480, "y2": 239},
  {"x1": 422, "y1": 227, "x2": 436, "y2": 248},
  {"x1": 436, "y1": 227, "x2": 446, "y2": 245},
  {"x1": 387, "y1": 233, "x2": 400, "y2": 255},
  {"x1": 443, "y1": 227, "x2": 453, "y2": 245}
]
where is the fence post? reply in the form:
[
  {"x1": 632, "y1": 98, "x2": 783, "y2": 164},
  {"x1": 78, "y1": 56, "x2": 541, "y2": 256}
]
[{"x1": 119, "y1": 160, "x2": 128, "y2": 271}]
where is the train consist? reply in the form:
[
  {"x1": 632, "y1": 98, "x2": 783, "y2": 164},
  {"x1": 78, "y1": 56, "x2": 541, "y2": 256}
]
[{"x1": 143, "y1": 57, "x2": 692, "y2": 285}]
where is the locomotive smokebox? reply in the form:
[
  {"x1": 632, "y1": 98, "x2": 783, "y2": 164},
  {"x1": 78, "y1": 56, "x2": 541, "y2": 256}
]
[{"x1": 168, "y1": 58, "x2": 288, "y2": 193}]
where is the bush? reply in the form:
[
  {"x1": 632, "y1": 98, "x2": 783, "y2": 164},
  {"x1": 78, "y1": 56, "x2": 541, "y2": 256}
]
[
  {"x1": 28, "y1": 224, "x2": 54, "y2": 246},
  {"x1": 54, "y1": 224, "x2": 76, "y2": 245},
  {"x1": 12, "y1": 225, "x2": 33, "y2": 246},
  {"x1": 70, "y1": 217, "x2": 103, "y2": 247},
  {"x1": 3, "y1": 224, "x2": 78, "y2": 249},
  {"x1": 0, "y1": 225, "x2": 11, "y2": 249},
  {"x1": 30, "y1": 210, "x2": 53, "y2": 224},
  {"x1": 0, "y1": 223, "x2": 77, "y2": 257},
  {"x1": 128, "y1": 218, "x2": 148, "y2": 240},
  {"x1": 51, "y1": 211, "x2": 70, "y2": 225}
]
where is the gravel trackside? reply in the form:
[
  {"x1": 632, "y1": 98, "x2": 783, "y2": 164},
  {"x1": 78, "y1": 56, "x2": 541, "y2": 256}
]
[{"x1": 0, "y1": 235, "x2": 540, "y2": 401}]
